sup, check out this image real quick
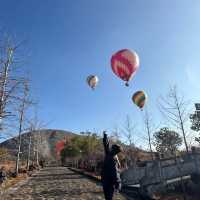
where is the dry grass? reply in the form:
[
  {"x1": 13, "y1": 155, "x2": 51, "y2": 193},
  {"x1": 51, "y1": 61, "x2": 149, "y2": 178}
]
[
  {"x1": 1, "y1": 174, "x2": 27, "y2": 190},
  {"x1": 0, "y1": 160, "x2": 16, "y2": 171},
  {"x1": 0, "y1": 160, "x2": 27, "y2": 171},
  {"x1": 0, "y1": 161, "x2": 28, "y2": 193}
]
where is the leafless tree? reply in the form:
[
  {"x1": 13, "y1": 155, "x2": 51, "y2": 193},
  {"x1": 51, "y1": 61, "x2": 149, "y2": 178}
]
[
  {"x1": 143, "y1": 108, "x2": 154, "y2": 160},
  {"x1": 15, "y1": 81, "x2": 32, "y2": 175},
  {"x1": 122, "y1": 115, "x2": 138, "y2": 166},
  {"x1": 158, "y1": 86, "x2": 189, "y2": 153},
  {"x1": 26, "y1": 108, "x2": 47, "y2": 168},
  {"x1": 111, "y1": 125, "x2": 121, "y2": 144},
  {"x1": 123, "y1": 115, "x2": 136, "y2": 146},
  {"x1": 0, "y1": 35, "x2": 28, "y2": 137}
]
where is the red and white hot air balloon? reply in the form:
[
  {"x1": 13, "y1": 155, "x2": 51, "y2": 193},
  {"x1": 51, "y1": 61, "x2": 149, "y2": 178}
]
[{"x1": 111, "y1": 49, "x2": 139, "y2": 86}]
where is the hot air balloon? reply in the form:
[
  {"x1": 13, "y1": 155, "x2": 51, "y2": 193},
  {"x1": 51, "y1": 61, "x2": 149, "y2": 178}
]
[
  {"x1": 132, "y1": 91, "x2": 147, "y2": 109},
  {"x1": 111, "y1": 49, "x2": 139, "y2": 86},
  {"x1": 87, "y1": 75, "x2": 99, "y2": 90}
]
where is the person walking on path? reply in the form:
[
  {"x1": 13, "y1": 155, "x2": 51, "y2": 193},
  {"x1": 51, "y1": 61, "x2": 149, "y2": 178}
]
[{"x1": 101, "y1": 131, "x2": 122, "y2": 200}]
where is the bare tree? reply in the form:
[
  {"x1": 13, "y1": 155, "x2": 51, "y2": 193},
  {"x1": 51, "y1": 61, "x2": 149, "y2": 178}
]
[
  {"x1": 15, "y1": 81, "x2": 32, "y2": 175},
  {"x1": 0, "y1": 35, "x2": 28, "y2": 137},
  {"x1": 143, "y1": 108, "x2": 154, "y2": 160},
  {"x1": 26, "y1": 109, "x2": 47, "y2": 168},
  {"x1": 123, "y1": 115, "x2": 136, "y2": 146},
  {"x1": 158, "y1": 86, "x2": 189, "y2": 153},
  {"x1": 111, "y1": 125, "x2": 121, "y2": 144},
  {"x1": 122, "y1": 115, "x2": 138, "y2": 166},
  {"x1": 0, "y1": 47, "x2": 13, "y2": 121}
]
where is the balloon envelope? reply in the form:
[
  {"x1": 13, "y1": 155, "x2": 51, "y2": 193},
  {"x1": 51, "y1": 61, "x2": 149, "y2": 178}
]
[
  {"x1": 111, "y1": 49, "x2": 139, "y2": 85},
  {"x1": 87, "y1": 75, "x2": 99, "y2": 89},
  {"x1": 132, "y1": 91, "x2": 147, "y2": 109}
]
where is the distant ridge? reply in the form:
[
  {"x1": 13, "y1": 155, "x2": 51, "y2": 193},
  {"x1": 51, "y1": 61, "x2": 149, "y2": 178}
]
[{"x1": 0, "y1": 129, "x2": 76, "y2": 161}]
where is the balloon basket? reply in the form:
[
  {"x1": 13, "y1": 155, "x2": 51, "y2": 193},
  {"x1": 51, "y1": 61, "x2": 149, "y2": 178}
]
[{"x1": 125, "y1": 82, "x2": 129, "y2": 87}]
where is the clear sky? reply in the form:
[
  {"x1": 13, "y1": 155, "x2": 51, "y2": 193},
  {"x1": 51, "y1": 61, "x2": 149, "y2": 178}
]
[{"x1": 1, "y1": 1, "x2": 200, "y2": 145}]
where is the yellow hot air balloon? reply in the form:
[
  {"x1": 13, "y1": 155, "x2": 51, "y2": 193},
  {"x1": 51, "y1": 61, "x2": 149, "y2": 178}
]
[
  {"x1": 87, "y1": 75, "x2": 99, "y2": 90},
  {"x1": 132, "y1": 91, "x2": 147, "y2": 109}
]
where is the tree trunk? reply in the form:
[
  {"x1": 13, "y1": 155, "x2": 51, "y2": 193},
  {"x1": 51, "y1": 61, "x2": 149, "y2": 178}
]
[
  {"x1": 27, "y1": 133, "x2": 32, "y2": 170},
  {"x1": 15, "y1": 109, "x2": 24, "y2": 175},
  {"x1": 15, "y1": 83, "x2": 28, "y2": 175},
  {"x1": 175, "y1": 94, "x2": 189, "y2": 153}
]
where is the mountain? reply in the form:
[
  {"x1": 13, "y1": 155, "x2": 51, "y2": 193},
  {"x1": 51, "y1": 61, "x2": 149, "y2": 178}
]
[
  {"x1": 0, "y1": 129, "x2": 76, "y2": 161},
  {"x1": 0, "y1": 129, "x2": 153, "y2": 164}
]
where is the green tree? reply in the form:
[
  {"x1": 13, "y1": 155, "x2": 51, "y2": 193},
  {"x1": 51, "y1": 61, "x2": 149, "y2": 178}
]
[
  {"x1": 153, "y1": 127, "x2": 182, "y2": 156},
  {"x1": 0, "y1": 147, "x2": 8, "y2": 157},
  {"x1": 60, "y1": 133, "x2": 103, "y2": 165},
  {"x1": 190, "y1": 111, "x2": 200, "y2": 144},
  {"x1": 77, "y1": 132, "x2": 102, "y2": 157},
  {"x1": 60, "y1": 138, "x2": 81, "y2": 165}
]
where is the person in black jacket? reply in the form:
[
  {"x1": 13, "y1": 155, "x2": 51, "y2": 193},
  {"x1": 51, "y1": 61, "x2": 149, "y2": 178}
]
[
  {"x1": 101, "y1": 131, "x2": 122, "y2": 200},
  {"x1": 0, "y1": 167, "x2": 6, "y2": 184}
]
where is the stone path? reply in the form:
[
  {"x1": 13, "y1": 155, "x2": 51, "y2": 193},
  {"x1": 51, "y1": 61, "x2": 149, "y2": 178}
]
[{"x1": 1, "y1": 167, "x2": 126, "y2": 200}]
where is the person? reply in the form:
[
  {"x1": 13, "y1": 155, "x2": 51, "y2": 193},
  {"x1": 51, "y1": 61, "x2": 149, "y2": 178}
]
[
  {"x1": 101, "y1": 131, "x2": 122, "y2": 200},
  {"x1": 39, "y1": 160, "x2": 44, "y2": 168},
  {"x1": 0, "y1": 167, "x2": 6, "y2": 184}
]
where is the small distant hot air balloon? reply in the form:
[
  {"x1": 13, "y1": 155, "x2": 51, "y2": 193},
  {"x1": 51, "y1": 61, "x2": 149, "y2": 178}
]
[
  {"x1": 87, "y1": 75, "x2": 99, "y2": 90},
  {"x1": 132, "y1": 91, "x2": 147, "y2": 109},
  {"x1": 111, "y1": 49, "x2": 139, "y2": 86}
]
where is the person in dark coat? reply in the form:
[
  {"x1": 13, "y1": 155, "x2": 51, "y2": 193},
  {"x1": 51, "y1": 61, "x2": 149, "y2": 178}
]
[
  {"x1": 0, "y1": 167, "x2": 6, "y2": 184},
  {"x1": 101, "y1": 131, "x2": 122, "y2": 200},
  {"x1": 39, "y1": 160, "x2": 45, "y2": 168}
]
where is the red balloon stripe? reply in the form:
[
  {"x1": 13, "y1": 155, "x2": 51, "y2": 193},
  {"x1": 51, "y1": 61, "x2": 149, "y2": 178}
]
[
  {"x1": 111, "y1": 54, "x2": 134, "y2": 81},
  {"x1": 112, "y1": 59, "x2": 130, "y2": 74},
  {"x1": 116, "y1": 67, "x2": 129, "y2": 81},
  {"x1": 116, "y1": 52, "x2": 135, "y2": 74}
]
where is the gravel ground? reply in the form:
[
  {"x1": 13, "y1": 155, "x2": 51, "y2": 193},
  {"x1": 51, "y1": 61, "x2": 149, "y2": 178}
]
[{"x1": 1, "y1": 167, "x2": 126, "y2": 200}]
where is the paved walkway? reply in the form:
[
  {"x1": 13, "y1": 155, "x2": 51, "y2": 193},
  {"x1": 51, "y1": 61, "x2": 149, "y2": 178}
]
[{"x1": 2, "y1": 167, "x2": 126, "y2": 200}]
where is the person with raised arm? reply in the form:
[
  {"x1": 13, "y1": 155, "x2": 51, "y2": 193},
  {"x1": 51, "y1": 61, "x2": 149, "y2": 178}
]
[{"x1": 101, "y1": 131, "x2": 122, "y2": 200}]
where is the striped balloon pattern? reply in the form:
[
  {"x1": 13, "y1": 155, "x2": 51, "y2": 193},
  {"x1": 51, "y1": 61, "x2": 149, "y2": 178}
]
[
  {"x1": 111, "y1": 49, "x2": 139, "y2": 86},
  {"x1": 87, "y1": 75, "x2": 99, "y2": 90},
  {"x1": 132, "y1": 91, "x2": 147, "y2": 109}
]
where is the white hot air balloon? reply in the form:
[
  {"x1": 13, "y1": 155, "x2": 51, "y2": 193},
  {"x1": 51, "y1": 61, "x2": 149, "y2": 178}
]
[{"x1": 87, "y1": 75, "x2": 99, "y2": 90}]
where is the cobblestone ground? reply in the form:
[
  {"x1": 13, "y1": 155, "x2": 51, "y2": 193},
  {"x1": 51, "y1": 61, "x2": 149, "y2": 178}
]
[{"x1": 2, "y1": 167, "x2": 126, "y2": 200}]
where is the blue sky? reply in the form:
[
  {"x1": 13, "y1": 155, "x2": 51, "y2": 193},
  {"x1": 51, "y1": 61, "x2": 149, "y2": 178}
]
[{"x1": 1, "y1": 1, "x2": 200, "y2": 144}]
